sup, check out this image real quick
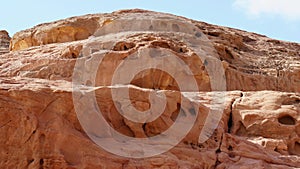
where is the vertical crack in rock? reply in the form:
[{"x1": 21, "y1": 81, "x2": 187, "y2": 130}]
[
  {"x1": 214, "y1": 133, "x2": 223, "y2": 168},
  {"x1": 227, "y1": 110, "x2": 233, "y2": 133},
  {"x1": 215, "y1": 92, "x2": 244, "y2": 168},
  {"x1": 227, "y1": 92, "x2": 243, "y2": 133}
]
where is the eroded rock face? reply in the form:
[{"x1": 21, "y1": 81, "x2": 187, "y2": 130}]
[
  {"x1": 0, "y1": 9, "x2": 300, "y2": 168},
  {"x1": 8, "y1": 9, "x2": 300, "y2": 92},
  {"x1": 0, "y1": 30, "x2": 10, "y2": 55}
]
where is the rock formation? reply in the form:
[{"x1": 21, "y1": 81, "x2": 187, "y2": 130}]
[
  {"x1": 0, "y1": 30, "x2": 10, "y2": 55},
  {"x1": 0, "y1": 9, "x2": 299, "y2": 168}
]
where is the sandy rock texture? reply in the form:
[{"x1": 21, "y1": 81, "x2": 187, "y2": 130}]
[
  {"x1": 1, "y1": 9, "x2": 300, "y2": 168},
  {"x1": 0, "y1": 30, "x2": 10, "y2": 55}
]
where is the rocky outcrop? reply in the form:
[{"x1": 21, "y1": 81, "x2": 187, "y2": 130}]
[
  {"x1": 8, "y1": 9, "x2": 300, "y2": 92},
  {"x1": 1, "y1": 9, "x2": 300, "y2": 168},
  {"x1": 1, "y1": 79, "x2": 299, "y2": 168},
  {"x1": 0, "y1": 30, "x2": 10, "y2": 55}
]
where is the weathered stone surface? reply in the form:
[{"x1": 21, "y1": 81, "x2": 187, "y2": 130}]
[
  {"x1": 7, "y1": 9, "x2": 300, "y2": 92},
  {"x1": 218, "y1": 91, "x2": 300, "y2": 168},
  {"x1": 0, "y1": 78, "x2": 233, "y2": 168},
  {"x1": 9, "y1": 15, "x2": 99, "y2": 52},
  {"x1": 0, "y1": 9, "x2": 300, "y2": 168},
  {"x1": 0, "y1": 30, "x2": 10, "y2": 55},
  {"x1": 230, "y1": 92, "x2": 300, "y2": 156}
]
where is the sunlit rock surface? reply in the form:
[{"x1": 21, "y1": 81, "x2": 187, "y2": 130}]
[{"x1": 1, "y1": 9, "x2": 300, "y2": 168}]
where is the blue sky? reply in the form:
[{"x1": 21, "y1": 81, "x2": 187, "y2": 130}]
[{"x1": 1, "y1": 0, "x2": 299, "y2": 43}]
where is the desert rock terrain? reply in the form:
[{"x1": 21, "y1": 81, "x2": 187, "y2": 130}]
[{"x1": 0, "y1": 9, "x2": 299, "y2": 168}]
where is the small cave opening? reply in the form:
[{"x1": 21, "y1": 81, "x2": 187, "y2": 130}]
[
  {"x1": 113, "y1": 41, "x2": 136, "y2": 51},
  {"x1": 278, "y1": 115, "x2": 296, "y2": 125},
  {"x1": 150, "y1": 41, "x2": 188, "y2": 53}
]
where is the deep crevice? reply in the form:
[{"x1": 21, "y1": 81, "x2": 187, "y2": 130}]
[
  {"x1": 227, "y1": 111, "x2": 233, "y2": 133},
  {"x1": 227, "y1": 97, "x2": 237, "y2": 133},
  {"x1": 227, "y1": 93, "x2": 244, "y2": 133},
  {"x1": 142, "y1": 123, "x2": 146, "y2": 133},
  {"x1": 39, "y1": 159, "x2": 44, "y2": 169},
  {"x1": 214, "y1": 133, "x2": 224, "y2": 168}
]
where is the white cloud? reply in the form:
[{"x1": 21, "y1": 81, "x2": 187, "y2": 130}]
[{"x1": 233, "y1": 0, "x2": 300, "y2": 20}]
